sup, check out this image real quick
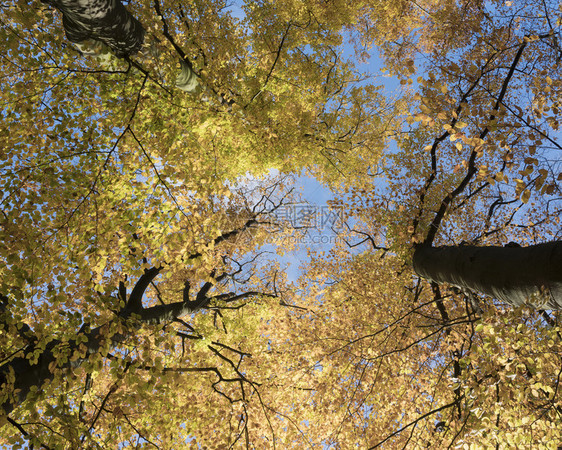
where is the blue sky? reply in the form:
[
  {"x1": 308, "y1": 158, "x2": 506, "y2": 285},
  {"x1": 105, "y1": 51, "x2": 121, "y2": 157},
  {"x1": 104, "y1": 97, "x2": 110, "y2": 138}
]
[{"x1": 221, "y1": 2, "x2": 404, "y2": 282}]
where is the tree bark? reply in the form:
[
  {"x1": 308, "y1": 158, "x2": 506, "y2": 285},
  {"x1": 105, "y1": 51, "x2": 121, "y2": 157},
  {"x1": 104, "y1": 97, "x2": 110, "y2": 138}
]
[
  {"x1": 0, "y1": 221, "x2": 262, "y2": 413},
  {"x1": 42, "y1": 0, "x2": 201, "y2": 91},
  {"x1": 0, "y1": 288, "x2": 238, "y2": 413},
  {"x1": 42, "y1": 0, "x2": 145, "y2": 57},
  {"x1": 0, "y1": 321, "x2": 124, "y2": 415},
  {"x1": 413, "y1": 241, "x2": 562, "y2": 309}
]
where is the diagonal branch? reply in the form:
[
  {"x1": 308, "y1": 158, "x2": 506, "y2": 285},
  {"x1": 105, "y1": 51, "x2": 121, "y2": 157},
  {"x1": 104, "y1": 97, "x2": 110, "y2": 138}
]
[
  {"x1": 126, "y1": 267, "x2": 162, "y2": 313},
  {"x1": 411, "y1": 53, "x2": 496, "y2": 237},
  {"x1": 6, "y1": 416, "x2": 54, "y2": 450},
  {"x1": 424, "y1": 40, "x2": 528, "y2": 245},
  {"x1": 368, "y1": 398, "x2": 462, "y2": 448},
  {"x1": 153, "y1": 0, "x2": 200, "y2": 93}
]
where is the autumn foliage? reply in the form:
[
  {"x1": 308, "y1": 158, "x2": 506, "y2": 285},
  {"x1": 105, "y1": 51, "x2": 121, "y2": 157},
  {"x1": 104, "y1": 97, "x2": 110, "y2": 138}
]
[{"x1": 0, "y1": 0, "x2": 561, "y2": 448}]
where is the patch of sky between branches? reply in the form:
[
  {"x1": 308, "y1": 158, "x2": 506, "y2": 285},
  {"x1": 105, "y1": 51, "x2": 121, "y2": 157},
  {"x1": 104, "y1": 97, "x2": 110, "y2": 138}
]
[{"x1": 236, "y1": 168, "x2": 352, "y2": 283}]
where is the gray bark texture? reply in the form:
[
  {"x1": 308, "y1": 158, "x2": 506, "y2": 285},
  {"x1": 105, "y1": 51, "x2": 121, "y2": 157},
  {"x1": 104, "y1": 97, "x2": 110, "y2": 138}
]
[
  {"x1": 42, "y1": 0, "x2": 145, "y2": 57},
  {"x1": 413, "y1": 241, "x2": 562, "y2": 309},
  {"x1": 42, "y1": 0, "x2": 201, "y2": 92}
]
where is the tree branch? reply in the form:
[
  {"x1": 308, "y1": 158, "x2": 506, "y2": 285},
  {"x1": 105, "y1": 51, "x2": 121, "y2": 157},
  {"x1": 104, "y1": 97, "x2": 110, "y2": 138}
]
[
  {"x1": 424, "y1": 40, "x2": 528, "y2": 245},
  {"x1": 125, "y1": 267, "x2": 161, "y2": 313}
]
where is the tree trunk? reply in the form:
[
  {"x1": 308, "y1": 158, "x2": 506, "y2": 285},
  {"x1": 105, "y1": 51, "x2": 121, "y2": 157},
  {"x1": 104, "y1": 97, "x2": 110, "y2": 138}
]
[
  {"x1": 42, "y1": 0, "x2": 201, "y2": 92},
  {"x1": 42, "y1": 0, "x2": 145, "y2": 57},
  {"x1": 412, "y1": 241, "x2": 562, "y2": 309},
  {"x1": 0, "y1": 295, "x2": 212, "y2": 413},
  {"x1": 0, "y1": 320, "x2": 127, "y2": 415}
]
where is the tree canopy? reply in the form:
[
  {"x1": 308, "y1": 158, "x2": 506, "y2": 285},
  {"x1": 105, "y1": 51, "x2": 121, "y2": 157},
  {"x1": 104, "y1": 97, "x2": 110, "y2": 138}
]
[{"x1": 1, "y1": 0, "x2": 561, "y2": 447}]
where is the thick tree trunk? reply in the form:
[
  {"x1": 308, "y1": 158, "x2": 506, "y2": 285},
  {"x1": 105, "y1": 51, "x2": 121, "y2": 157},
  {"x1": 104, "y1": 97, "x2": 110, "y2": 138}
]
[
  {"x1": 0, "y1": 296, "x2": 211, "y2": 413},
  {"x1": 413, "y1": 241, "x2": 562, "y2": 309},
  {"x1": 0, "y1": 321, "x2": 126, "y2": 415},
  {"x1": 42, "y1": 0, "x2": 145, "y2": 57},
  {"x1": 42, "y1": 0, "x2": 200, "y2": 91}
]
